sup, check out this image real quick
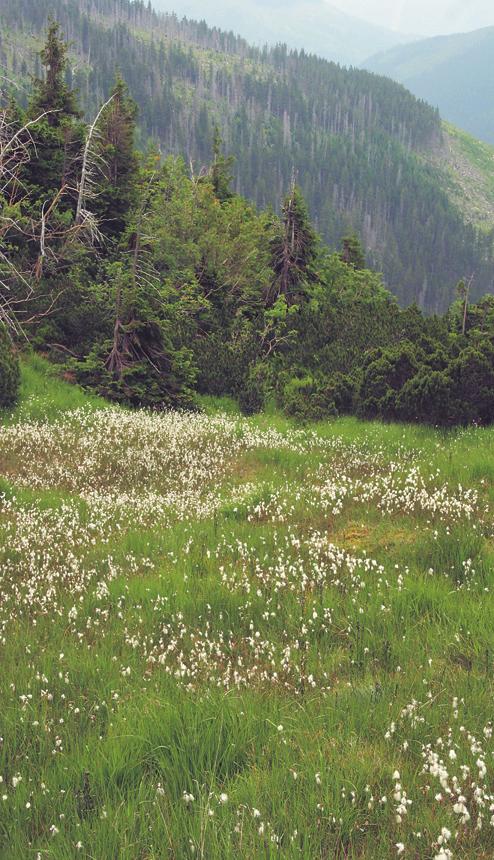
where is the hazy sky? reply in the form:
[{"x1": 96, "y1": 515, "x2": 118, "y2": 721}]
[{"x1": 325, "y1": 0, "x2": 494, "y2": 36}]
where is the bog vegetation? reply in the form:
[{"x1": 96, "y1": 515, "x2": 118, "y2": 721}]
[{"x1": 1, "y1": 358, "x2": 494, "y2": 859}]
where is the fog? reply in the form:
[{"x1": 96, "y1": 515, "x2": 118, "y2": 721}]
[
  {"x1": 324, "y1": 0, "x2": 494, "y2": 36},
  {"x1": 159, "y1": 0, "x2": 494, "y2": 37}
]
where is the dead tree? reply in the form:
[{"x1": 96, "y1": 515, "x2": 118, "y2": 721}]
[{"x1": 0, "y1": 98, "x2": 114, "y2": 335}]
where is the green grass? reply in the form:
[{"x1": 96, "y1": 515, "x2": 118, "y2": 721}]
[
  {"x1": 434, "y1": 121, "x2": 494, "y2": 229},
  {"x1": 444, "y1": 122, "x2": 494, "y2": 194},
  {"x1": 1, "y1": 353, "x2": 106, "y2": 425},
  {"x1": 2, "y1": 360, "x2": 494, "y2": 858}
]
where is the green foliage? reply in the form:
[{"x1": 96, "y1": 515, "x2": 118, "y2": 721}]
[
  {"x1": 268, "y1": 186, "x2": 318, "y2": 306},
  {"x1": 25, "y1": 20, "x2": 83, "y2": 201},
  {"x1": 30, "y1": 21, "x2": 80, "y2": 117},
  {"x1": 94, "y1": 75, "x2": 139, "y2": 236},
  {"x1": 3, "y1": 0, "x2": 493, "y2": 310},
  {"x1": 360, "y1": 342, "x2": 421, "y2": 419},
  {"x1": 209, "y1": 125, "x2": 235, "y2": 204},
  {"x1": 279, "y1": 372, "x2": 356, "y2": 422},
  {"x1": 0, "y1": 324, "x2": 20, "y2": 408},
  {"x1": 340, "y1": 232, "x2": 366, "y2": 270},
  {"x1": 4, "y1": 22, "x2": 494, "y2": 429},
  {"x1": 237, "y1": 362, "x2": 269, "y2": 416},
  {"x1": 358, "y1": 331, "x2": 494, "y2": 427},
  {"x1": 72, "y1": 253, "x2": 197, "y2": 410},
  {"x1": 396, "y1": 367, "x2": 453, "y2": 426}
]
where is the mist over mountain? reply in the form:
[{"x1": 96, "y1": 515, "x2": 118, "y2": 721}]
[
  {"x1": 152, "y1": 0, "x2": 414, "y2": 66},
  {"x1": 328, "y1": 0, "x2": 494, "y2": 37},
  {"x1": 365, "y1": 27, "x2": 494, "y2": 144}
]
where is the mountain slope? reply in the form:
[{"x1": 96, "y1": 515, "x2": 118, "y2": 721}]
[
  {"x1": 429, "y1": 123, "x2": 494, "y2": 227},
  {"x1": 1, "y1": 0, "x2": 494, "y2": 311},
  {"x1": 152, "y1": 0, "x2": 414, "y2": 67},
  {"x1": 365, "y1": 27, "x2": 494, "y2": 144}
]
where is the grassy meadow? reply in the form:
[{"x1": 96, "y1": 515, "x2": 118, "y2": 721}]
[{"x1": 2, "y1": 357, "x2": 494, "y2": 859}]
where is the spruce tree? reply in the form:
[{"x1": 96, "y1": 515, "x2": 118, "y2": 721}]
[
  {"x1": 340, "y1": 233, "x2": 366, "y2": 270},
  {"x1": 30, "y1": 22, "x2": 80, "y2": 121},
  {"x1": 209, "y1": 125, "x2": 234, "y2": 203},
  {"x1": 85, "y1": 157, "x2": 196, "y2": 409},
  {"x1": 26, "y1": 22, "x2": 83, "y2": 200},
  {"x1": 268, "y1": 185, "x2": 318, "y2": 306},
  {"x1": 94, "y1": 74, "x2": 139, "y2": 237}
]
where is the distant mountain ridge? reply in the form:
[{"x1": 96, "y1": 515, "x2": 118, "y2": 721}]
[
  {"x1": 1, "y1": 0, "x2": 494, "y2": 311},
  {"x1": 364, "y1": 26, "x2": 494, "y2": 144},
  {"x1": 152, "y1": 0, "x2": 415, "y2": 66}
]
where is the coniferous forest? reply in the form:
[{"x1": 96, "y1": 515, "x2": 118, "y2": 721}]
[
  {"x1": 2, "y1": 20, "x2": 494, "y2": 426},
  {"x1": 1, "y1": 0, "x2": 494, "y2": 312}
]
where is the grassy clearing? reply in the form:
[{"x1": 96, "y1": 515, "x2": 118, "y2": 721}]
[
  {"x1": 1, "y1": 360, "x2": 494, "y2": 858},
  {"x1": 436, "y1": 122, "x2": 494, "y2": 229}
]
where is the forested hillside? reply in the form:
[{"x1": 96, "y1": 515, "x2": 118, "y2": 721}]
[
  {"x1": 3, "y1": 21, "x2": 494, "y2": 430},
  {"x1": 365, "y1": 26, "x2": 494, "y2": 146},
  {"x1": 1, "y1": 0, "x2": 494, "y2": 310}
]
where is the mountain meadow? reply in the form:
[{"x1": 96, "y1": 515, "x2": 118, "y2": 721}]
[{"x1": 2, "y1": 3, "x2": 494, "y2": 859}]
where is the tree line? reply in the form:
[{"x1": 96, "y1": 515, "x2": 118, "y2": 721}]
[{"x1": 2, "y1": 24, "x2": 494, "y2": 428}]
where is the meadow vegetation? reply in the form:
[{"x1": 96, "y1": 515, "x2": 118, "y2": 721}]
[{"x1": 1, "y1": 357, "x2": 494, "y2": 859}]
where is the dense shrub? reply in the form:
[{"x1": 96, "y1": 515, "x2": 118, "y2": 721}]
[
  {"x1": 74, "y1": 326, "x2": 197, "y2": 410},
  {"x1": 280, "y1": 375, "x2": 334, "y2": 422},
  {"x1": 194, "y1": 334, "x2": 235, "y2": 396},
  {"x1": 0, "y1": 325, "x2": 20, "y2": 409},
  {"x1": 359, "y1": 342, "x2": 420, "y2": 419},
  {"x1": 238, "y1": 362, "x2": 269, "y2": 415},
  {"x1": 357, "y1": 338, "x2": 494, "y2": 427},
  {"x1": 397, "y1": 367, "x2": 453, "y2": 425},
  {"x1": 279, "y1": 373, "x2": 357, "y2": 422},
  {"x1": 448, "y1": 344, "x2": 494, "y2": 425}
]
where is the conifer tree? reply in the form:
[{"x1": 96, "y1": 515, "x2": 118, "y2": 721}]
[
  {"x1": 25, "y1": 22, "x2": 84, "y2": 201},
  {"x1": 94, "y1": 74, "x2": 139, "y2": 237},
  {"x1": 30, "y1": 22, "x2": 80, "y2": 121},
  {"x1": 209, "y1": 125, "x2": 234, "y2": 203},
  {"x1": 268, "y1": 184, "x2": 318, "y2": 306},
  {"x1": 340, "y1": 233, "x2": 366, "y2": 270},
  {"x1": 86, "y1": 156, "x2": 196, "y2": 408}
]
